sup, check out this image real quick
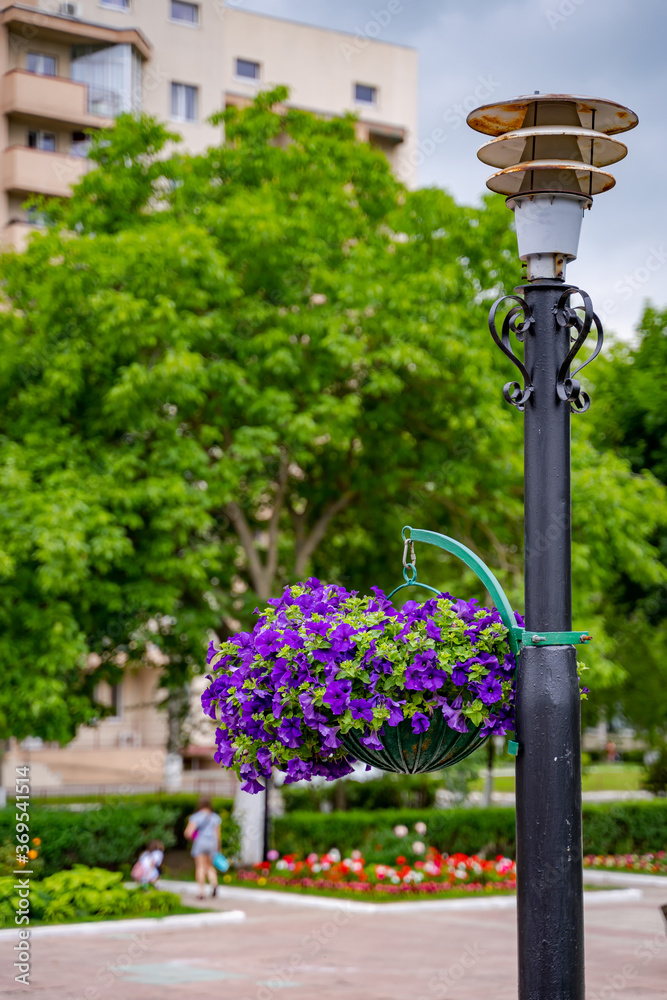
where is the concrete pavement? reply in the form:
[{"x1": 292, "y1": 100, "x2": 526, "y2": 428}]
[{"x1": 2, "y1": 883, "x2": 666, "y2": 999}]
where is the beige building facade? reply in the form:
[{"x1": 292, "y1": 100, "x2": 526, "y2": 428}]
[
  {"x1": 3, "y1": 1, "x2": 417, "y2": 794},
  {"x1": 0, "y1": 0, "x2": 418, "y2": 246}
]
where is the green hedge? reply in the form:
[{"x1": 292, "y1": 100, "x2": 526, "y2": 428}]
[
  {"x1": 282, "y1": 774, "x2": 438, "y2": 813},
  {"x1": 272, "y1": 800, "x2": 667, "y2": 858},
  {"x1": 18, "y1": 794, "x2": 233, "y2": 843},
  {"x1": 0, "y1": 799, "x2": 239, "y2": 877}
]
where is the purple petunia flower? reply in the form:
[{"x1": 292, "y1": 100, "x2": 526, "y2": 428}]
[
  {"x1": 277, "y1": 717, "x2": 302, "y2": 749},
  {"x1": 283, "y1": 757, "x2": 311, "y2": 784},
  {"x1": 328, "y1": 623, "x2": 358, "y2": 653},
  {"x1": 360, "y1": 729, "x2": 385, "y2": 750},
  {"x1": 349, "y1": 699, "x2": 375, "y2": 724},
  {"x1": 451, "y1": 661, "x2": 472, "y2": 686},
  {"x1": 476, "y1": 675, "x2": 503, "y2": 706},
  {"x1": 425, "y1": 620, "x2": 442, "y2": 642},
  {"x1": 411, "y1": 712, "x2": 431, "y2": 734},
  {"x1": 385, "y1": 698, "x2": 405, "y2": 726},
  {"x1": 240, "y1": 762, "x2": 265, "y2": 794},
  {"x1": 323, "y1": 678, "x2": 352, "y2": 714},
  {"x1": 319, "y1": 724, "x2": 343, "y2": 750},
  {"x1": 440, "y1": 694, "x2": 469, "y2": 733},
  {"x1": 254, "y1": 628, "x2": 283, "y2": 659},
  {"x1": 280, "y1": 629, "x2": 305, "y2": 651}
]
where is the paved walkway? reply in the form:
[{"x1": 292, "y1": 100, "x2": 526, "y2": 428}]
[{"x1": 3, "y1": 884, "x2": 666, "y2": 999}]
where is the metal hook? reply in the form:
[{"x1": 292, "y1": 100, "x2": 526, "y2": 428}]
[{"x1": 402, "y1": 537, "x2": 417, "y2": 583}]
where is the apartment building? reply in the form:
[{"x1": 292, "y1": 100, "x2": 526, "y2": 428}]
[
  {"x1": 0, "y1": 0, "x2": 418, "y2": 246},
  {"x1": 2, "y1": 2, "x2": 418, "y2": 795}
]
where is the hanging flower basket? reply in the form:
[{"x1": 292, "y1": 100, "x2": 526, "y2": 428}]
[{"x1": 203, "y1": 527, "x2": 526, "y2": 791}]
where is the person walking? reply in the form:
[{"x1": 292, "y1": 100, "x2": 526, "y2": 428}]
[{"x1": 185, "y1": 797, "x2": 222, "y2": 900}]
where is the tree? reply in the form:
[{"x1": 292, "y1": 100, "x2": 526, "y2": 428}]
[
  {"x1": 0, "y1": 89, "x2": 664, "y2": 748},
  {"x1": 586, "y1": 307, "x2": 667, "y2": 740}
]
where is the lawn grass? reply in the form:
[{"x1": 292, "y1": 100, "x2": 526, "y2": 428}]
[{"x1": 473, "y1": 764, "x2": 643, "y2": 795}]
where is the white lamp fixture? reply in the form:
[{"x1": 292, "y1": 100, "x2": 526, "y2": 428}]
[{"x1": 467, "y1": 94, "x2": 638, "y2": 279}]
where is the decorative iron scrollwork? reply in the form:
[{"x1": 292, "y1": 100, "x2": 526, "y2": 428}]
[
  {"x1": 488, "y1": 294, "x2": 534, "y2": 411},
  {"x1": 554, "y1": 288, "x2": 604, "y2": 413}
]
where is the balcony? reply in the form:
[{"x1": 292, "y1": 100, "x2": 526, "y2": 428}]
[
  {"x1": 2, "y1": 70, "x2": 114, "y2": 129},
  {"x1": 0, "y1": 6, "x2": 152, "y2": 61},
  {"x1": 2, "y1": 145, "x2": 88, "y2": 198}
]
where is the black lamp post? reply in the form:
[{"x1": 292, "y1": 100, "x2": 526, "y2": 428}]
[{"x1": 466, "y1": 94, "x2": 637, "y2": 1000}]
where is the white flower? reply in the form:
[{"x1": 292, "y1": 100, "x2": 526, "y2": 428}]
[
  {"x1": 412, "y1": 841, "x2": 425, "y2": 855},
  {"x1": 414, "y1": 822, "x2": 427, "y2": 836},
  {"x1": 393, "y1": 825, "x2": 409, "y2": 838},
  {"x1": 328, "y1": 848, "x2": 341, "y2": 863}
]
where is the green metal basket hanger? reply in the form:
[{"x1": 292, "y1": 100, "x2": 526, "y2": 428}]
[{"x1": 390, "y1": 526, "x2": 592, "y2": 653}]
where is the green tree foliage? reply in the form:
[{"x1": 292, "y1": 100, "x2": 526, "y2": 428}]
[
  {"x1": 588, "y1": 307, "x2": 667, "y2": 739},
  {"x1": 0, "y1": 89, "x2": 664, "y2": 744}
]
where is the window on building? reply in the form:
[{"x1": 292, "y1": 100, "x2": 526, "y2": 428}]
[
  {"x1": 100, "y1": 0, "x2": 130, "y2": 8},
  {"x1": 236, "y1": 58, "x2": 260, "y2": 80},
  {"x1": 27, "y1": 53, "x2": 56, "y2": 76},
  {"x1": 28, "y1": 130, "x2": 57, "y2": 152},
  {"x1": 355, "y1": 83, "x2": 377, "y2": 105},
  {"x1": 171, "y1": 0, "x2": 199, "y2": 23},
  {"x1": 171, "y1": 82, "x2": 197, "y2": 122}
]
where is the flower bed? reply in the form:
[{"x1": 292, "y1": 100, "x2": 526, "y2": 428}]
[
  {"x1": 583, "y1": 852, "x2": 667, "y2": 875},
  {"x1": 223, "y1": 842, "x2": 517, "y2": 901}
]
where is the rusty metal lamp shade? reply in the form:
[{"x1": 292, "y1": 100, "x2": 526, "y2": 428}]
[
  {"x1": 339, "y1": 527, "x2": 521, "y2": 775},
  {"x1": 466, "y1": 93, "x2": 637, "y2": 280}
]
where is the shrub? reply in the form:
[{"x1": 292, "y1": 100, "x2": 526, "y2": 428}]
[
  {"x1": 642, "y1": 748, "x2": 667, "y2": 795},
  {"x1": 282, "y1": 774, "x2": 438, "y2": 813},
  {"x1": 0, "y1": 865, "x2": 183, "y2": 927},
  {"x1": 0, "y1": 799, "x2": 239, "y2": 877},
  {"x1": 272, "y1": 800, "x2": 667, "y2": 858},
  {"x1": 273, "y1": 807, "x2": 516, "y2": 858}
]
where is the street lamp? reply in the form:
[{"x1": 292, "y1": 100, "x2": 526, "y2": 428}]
[{"x1": 467, "y1": 94, "x2": 637, "y2": 1000}]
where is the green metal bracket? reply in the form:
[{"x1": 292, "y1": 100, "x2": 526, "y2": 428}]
[
  {"x1": 402, "y1": 526, "x2": 521, "y2": 654},
  {"x1": 508, "y1": 739, "x2": 519, "y2": 757},
  {"x1": 399, "y1": 527, "x2": 593, "y2": 655},
  {"x1": 519, "y1": 630, "x2": 592, "y2": 647}
]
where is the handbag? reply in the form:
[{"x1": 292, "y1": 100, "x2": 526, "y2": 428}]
[{"x1": 213, "y1": 852, "x2": 229, "y2": 873}]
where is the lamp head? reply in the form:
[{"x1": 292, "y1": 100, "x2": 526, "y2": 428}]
[{"x1": 467, "y1": 94, "x2": 637, "y2": 279}]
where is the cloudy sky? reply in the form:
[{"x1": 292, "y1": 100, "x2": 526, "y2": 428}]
[{"x1": 231, "y1": 0, "x2": 666, "y2": 342}]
